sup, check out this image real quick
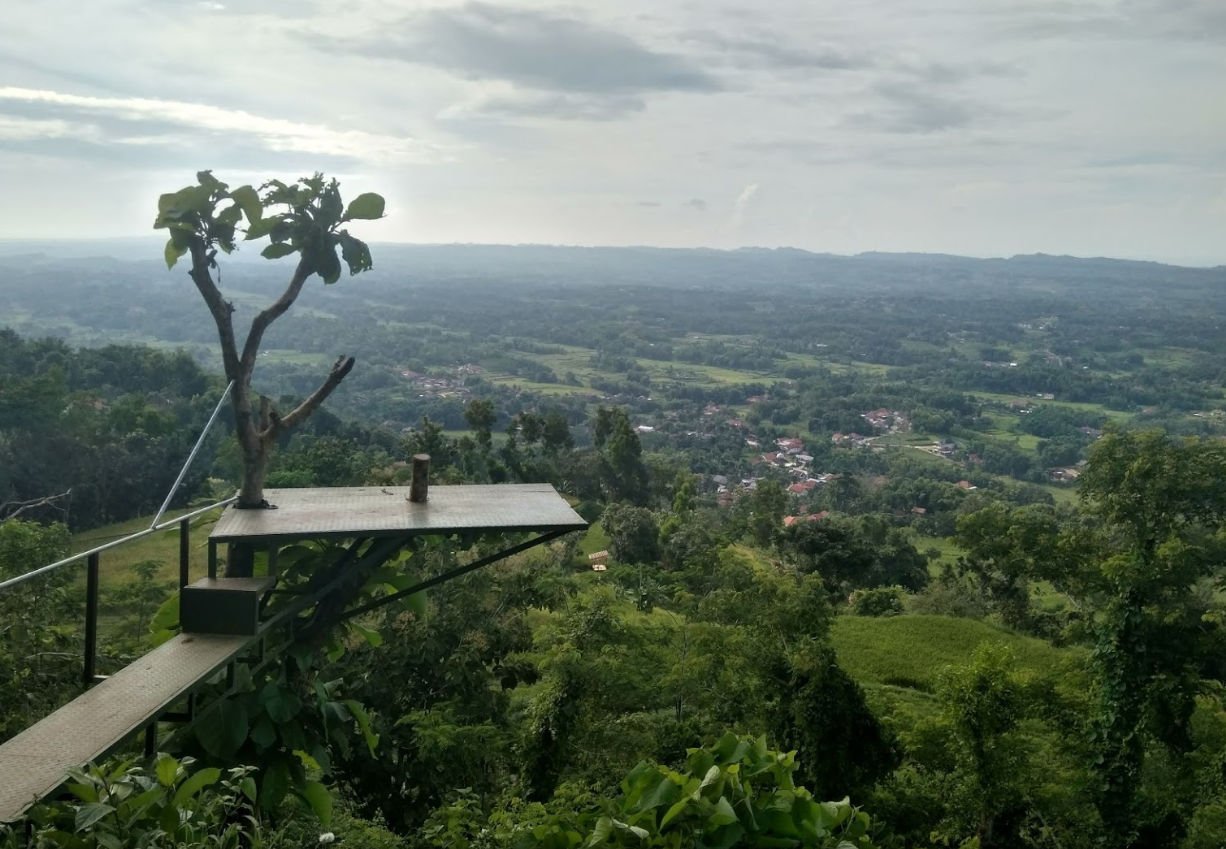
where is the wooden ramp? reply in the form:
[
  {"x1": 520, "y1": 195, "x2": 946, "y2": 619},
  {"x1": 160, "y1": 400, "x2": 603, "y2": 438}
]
[{"x1": 0, "y1": 632, "x2": 249, "y2": 823}]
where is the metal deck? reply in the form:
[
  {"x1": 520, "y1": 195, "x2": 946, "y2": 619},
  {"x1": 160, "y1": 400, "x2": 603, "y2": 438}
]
[
  {"x1": 209, "y1": 484, "x2": 587, "y2": 543},
  {"x1": 0, "y1": 632, "x2": 249, "y2": 823}
]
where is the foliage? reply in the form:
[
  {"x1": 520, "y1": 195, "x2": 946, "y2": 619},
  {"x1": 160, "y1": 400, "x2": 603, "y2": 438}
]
[
  {"x1": 418, "y1": 734, "x2": 879, "y2": 849},
  {"x1": 601, "y1": 503, "x2": 661, "y2": 565},
  {"x1": 850, "y1": 586, "x2": 906, "y2": 617},
  {"x1": 4, "y1": 755, "x2": 263, "y2": 849},
  {"x1": 0, "y1": 332, "x2": 218, "y2": 529},
  {"x1": 0, "y1": 519, "x2": 75, "y2": 742}
]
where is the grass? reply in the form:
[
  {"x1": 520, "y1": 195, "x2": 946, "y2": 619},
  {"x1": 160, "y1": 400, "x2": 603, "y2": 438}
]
[
  {"x1": 71, "y1": 507, "x2": 228, "y2": 590},
  {"x1": 1040, "y1": 484, "x2": 1079, "y2": 506},
  {"x1": 971, "y1": 391, "x2": 1133, "y2": 422},
  {"x1": 910, "y1": 533, "x2": 964, "y2": 572},
  {"x1": 484, "y1": 374, "x2": 598, "y2": 396},
  {"x1": 832, "y1": 614, "x2": 1085, "y2": 695},
  {"x1": 578, "y1": 521, "x2": 611, "y2": 557}
]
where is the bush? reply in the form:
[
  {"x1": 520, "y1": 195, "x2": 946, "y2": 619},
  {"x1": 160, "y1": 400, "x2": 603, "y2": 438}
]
[
  {"x1": 850, "y1": 587, "x2": 905, "y2": 617},
  {"x1": 5, "y1": 755, "x2": 263, "y2": 849}
]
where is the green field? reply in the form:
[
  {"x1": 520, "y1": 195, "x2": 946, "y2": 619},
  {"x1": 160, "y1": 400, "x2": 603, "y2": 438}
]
[
  {"x1": 71, "y1": 507, "x2": 227, "y2": 590},
  {"x1": 832, "y1": 614, "x2": 1087, "y2": 723}
]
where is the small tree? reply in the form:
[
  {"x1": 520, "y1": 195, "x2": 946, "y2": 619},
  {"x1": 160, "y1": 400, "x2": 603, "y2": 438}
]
[{"x1": 154, "y1": 171, "x2": 384, "y2": 509}]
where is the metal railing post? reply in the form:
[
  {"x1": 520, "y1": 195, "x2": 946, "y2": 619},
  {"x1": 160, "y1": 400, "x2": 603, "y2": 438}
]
[
  {"x1": 179, "y1": 518, "x2": 191, "y2": 588},
  {"x1": 83, "y1": 553, "x2": 99, "y2": 686}
]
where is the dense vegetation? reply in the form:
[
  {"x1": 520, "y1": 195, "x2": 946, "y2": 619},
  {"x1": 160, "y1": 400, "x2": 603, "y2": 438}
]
[{"x1": 2, "y1": 244, "x2": 1226, "y2": 848}]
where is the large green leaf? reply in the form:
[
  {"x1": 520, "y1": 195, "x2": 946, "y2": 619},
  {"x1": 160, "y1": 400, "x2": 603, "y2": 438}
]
[
  {"x1": 229, "y1": 185, "x2": 262, "y2": 224},
  {"x1": 261, "y1": 242, "x2": 298, "y2": 260},
  {"x1": 261, "y1": 682, "x2": 302, "y2": 724},
  {"x1": 350, "y1": 621, "x2": 383, "y2": 647},
  {"x1": 344, "y1": 699, "x2": 380, "y2": 756},
  {"x1": 74, "y1": 802, "x2": 114, "y2": 832},
  {"x1": 337, "y1": 232, "x2": 373, "y2": 275},
  {"x1": 301, "y1": 781, "x2": 333, "y2": 827},
  {"x1": 163, "y1": 238, "x2": 187, "y2": 270},
  {"x1": 709, "y1": 796, "x2": 739, "y2": 827},
  {"x1": 244, "y1": 216, "x2": 281, "y2": 240},
  {"x1": 195, "y1": 699, "x2": 248, "y2": 759},
  {"x1": 344, "y1": 192, "x2": 385, "y2": 220},
  {"x1": 316, "y1": 244, "x2": 342, "y2": 284},
  {"x1": 260, "y1": 759, "x2": 291, "y2": 812},
  {"x1": 171, "y1": 767, "x2": 221, "y2": 807},
  {"x1": 155, "y1": 754, "x2": 179, "y2": 788},
  {"x1": 250, "y1": 716, "x2": 277, "y2": 749}
]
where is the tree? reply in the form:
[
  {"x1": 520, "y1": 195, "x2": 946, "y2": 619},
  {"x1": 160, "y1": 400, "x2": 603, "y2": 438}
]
[
  {"x1": 154, "y1": 171, "x2": 384, "y2": 510},
  {"x1": 464, "y1": 398, "x2": 497, "y2": 452},
  {"x1": 592, "y1": 407, "x2": 649, "y2": 504},
  {"x1": 602, "y1": 503, "x2": 661, "y2": 565},
  {"x1": 745, "y1": 479, "x2": 786, "y2": 547},
  {"x1": 956, "y1": 430, "x2": 1226, "y2": 845}
]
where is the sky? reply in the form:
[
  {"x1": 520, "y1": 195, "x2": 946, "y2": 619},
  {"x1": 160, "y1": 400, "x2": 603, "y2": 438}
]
[{"x1": 0, "y1": 0, "x2": 1223, "y2": 265}]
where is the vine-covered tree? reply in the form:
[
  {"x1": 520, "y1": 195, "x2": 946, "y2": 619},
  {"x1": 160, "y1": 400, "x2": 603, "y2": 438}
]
[{"x1": 154, "y1": 171, "x2": 384, "y2": 509}]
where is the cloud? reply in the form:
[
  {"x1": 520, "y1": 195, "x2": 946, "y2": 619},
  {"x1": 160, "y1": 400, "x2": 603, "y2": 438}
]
[
  {"x1": 983, "y1": 0, "x2": 1226, "y2": 42},
  {"x1": 329, "y1": 3, "x2": 720, "y2": 97},
  {"x1": 682, "y1": 29, "x2": 872, "y2": 72},
  {"x1": 443, "y1": 91, "x2": 648, "y2": 122},
  {"x1": 684, "y1": 198, "x2": 708, "y2": 211},
  {"x1": 0, "y1": 86, "x2": 442, "y2": 163},
  {"x1": 846, "y1": 81, "x2": 984, "y2": 134}
]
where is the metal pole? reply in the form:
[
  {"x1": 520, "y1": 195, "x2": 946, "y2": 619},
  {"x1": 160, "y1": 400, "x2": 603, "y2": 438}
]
[
  {"x1": 150, "y1": 380, "x2": 234, "y2": 529},
  {"x1": 179, "y1": 518, "x2": 191, "y2": 588},
  {"x1": 83, "y1": 553, "x2": 99, "y2": 686}
]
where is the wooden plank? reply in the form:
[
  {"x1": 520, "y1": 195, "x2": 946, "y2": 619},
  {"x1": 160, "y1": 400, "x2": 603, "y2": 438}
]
[{"x1": 0, "y1": 632, "x2": 249, "y2": 823}]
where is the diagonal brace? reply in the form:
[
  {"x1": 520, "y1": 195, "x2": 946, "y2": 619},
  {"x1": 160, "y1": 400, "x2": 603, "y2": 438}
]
[{"x1": 339, "y1": 529, "x2": 572, "y2": 623}]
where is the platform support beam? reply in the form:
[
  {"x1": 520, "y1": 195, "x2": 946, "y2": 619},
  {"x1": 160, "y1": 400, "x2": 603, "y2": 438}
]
[{"x1": 179, "y1": 518, "x2": 191, "y2": 588}]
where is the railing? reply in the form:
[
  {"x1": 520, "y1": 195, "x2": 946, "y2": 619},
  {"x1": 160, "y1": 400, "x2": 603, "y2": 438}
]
[{"x1": 0, "y1": 496, "x2": 237, "y2": 686}]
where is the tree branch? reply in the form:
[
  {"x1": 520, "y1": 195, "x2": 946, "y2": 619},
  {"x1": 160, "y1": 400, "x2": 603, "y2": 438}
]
[
  {"x1": 240, "y1": 254, "x2": 313, "y2": 377},
  {"x1": 263, "y1": 355, "x2": 355, "y2": 439},
  {"x1": 0, "y1": 489, "x2": 72, "y2": 522},
  {"x1": 187, "y1": 241, "x2": 241, "y2": 380}
]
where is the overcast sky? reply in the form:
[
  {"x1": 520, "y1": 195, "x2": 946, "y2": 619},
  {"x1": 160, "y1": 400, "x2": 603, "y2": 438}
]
[{"x1": 1, "y1": 0, "x2": 1223, "y2": 264}]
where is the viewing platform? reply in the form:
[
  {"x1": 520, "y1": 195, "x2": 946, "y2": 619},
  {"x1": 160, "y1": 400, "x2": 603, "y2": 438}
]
[{"x1": 0, "y1": 483, "x2": 586, "y2": 823}]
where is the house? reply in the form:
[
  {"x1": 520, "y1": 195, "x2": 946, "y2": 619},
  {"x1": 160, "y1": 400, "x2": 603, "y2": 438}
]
[
  {"x1": 956, "y1": 480, "x2": 977, "y2": 491},
  {"x1": 776, "y1": 437, "x2": 805, "y2": 454},
  {"x1": 787, "y1": 480, "x2": 817, "y2": 495},
  {"x1": 783, "y1": 511, "x2": 829, "y2": 527},
  {"x1": 589, "y1": 551, "x2": 610, "y2": 571},
  {"x1": 634, "y1": 425, "x2": 655, "y2": 434},
  {"x1": 911, "y1": 506, "x2": 928, "y2": 515}
]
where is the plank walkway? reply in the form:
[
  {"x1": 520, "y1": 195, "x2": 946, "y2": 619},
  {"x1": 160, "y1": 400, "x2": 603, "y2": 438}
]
[{"x1": 0, "y1": 632, "x2": 249, "y2": 822}]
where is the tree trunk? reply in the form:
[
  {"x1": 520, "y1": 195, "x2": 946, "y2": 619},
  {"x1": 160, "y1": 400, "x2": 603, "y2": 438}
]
[{"x1": 238, "y1": 442, "x2": 270, "y2": 508}]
